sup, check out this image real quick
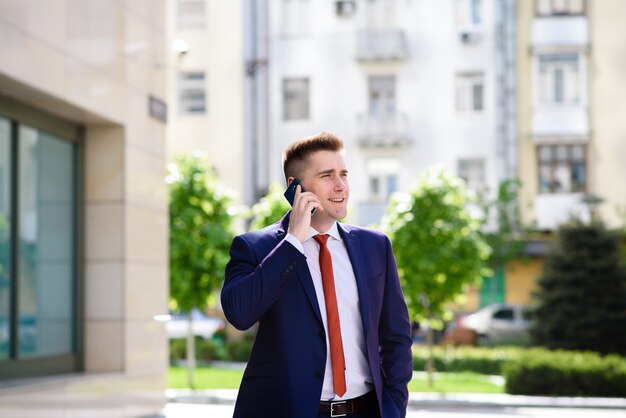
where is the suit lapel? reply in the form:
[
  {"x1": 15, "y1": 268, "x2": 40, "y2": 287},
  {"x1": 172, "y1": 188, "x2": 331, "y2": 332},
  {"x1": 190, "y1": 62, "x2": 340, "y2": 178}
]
[
  {"x1": 338, "y1": 224, "x2": 371, "y2": 335},
  {"x1": 277, "y1": 212, "x2": 324, "y2": 327}
]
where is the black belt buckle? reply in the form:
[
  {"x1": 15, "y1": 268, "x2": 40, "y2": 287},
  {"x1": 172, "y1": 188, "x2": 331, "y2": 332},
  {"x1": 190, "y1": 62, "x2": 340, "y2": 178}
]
[{"x1": 330, "y1": 400, "x2": 346, "y2": 417}]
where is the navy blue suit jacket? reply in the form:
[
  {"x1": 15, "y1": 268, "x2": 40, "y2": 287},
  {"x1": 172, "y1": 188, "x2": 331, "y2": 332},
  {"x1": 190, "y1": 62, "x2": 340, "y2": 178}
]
[{"x1": 221, "y1": 213, "x2": 413, "y2": 418}]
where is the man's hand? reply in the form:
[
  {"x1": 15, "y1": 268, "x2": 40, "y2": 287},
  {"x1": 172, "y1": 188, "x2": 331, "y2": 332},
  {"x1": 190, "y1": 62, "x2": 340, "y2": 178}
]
[{"x1": 287, "y1": 185, "x2": 322, "y2": 242}]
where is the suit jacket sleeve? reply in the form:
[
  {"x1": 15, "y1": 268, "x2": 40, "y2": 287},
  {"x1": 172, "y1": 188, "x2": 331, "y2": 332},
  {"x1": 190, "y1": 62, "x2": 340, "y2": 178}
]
[
  {"x1": 221, "y1": 234, "x2": 307, "y2": 330},
  {"x1": 379, "y1": 236, "x2": 413, "y2": 418}
]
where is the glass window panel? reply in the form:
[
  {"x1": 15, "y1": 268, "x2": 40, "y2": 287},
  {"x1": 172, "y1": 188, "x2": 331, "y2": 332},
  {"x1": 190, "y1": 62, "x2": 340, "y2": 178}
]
[
  {"x1": 470, "y1": 0, "x2": 482, "y2": 24},
  {"x1": 456, "y1": 73, "x2": 484, "y2": 112},
  {"x1": 0, "y1": 117, "x2": 10, "y2": 360},
  {"x1": 369, "y1": 177, "x2": 380, "y2": 196},
  {"x1": 570, "y1": 0, "x2": 585, "y2": 14},
  {"x1": 369, "y1": 75, "x2": 396, "y2": 116},
  {"x1": 571, "y1": 145, "x2": 585, "y2": 160},
  {"x1": 176, "y1": 0, "x2": 206, "y2": 29},
  {"x1": 538, "y1": 146, "x2": 552, "y2": 161},
  {"x1": 473, "y1": 83, "x2": 484, "y2": 110},
  {"x1": 283, "y1": 78, "x2": 310, "y2": 120},
  {"x1": 386, "y1": 175, "x2": 397, "y2": 197},
  {"x1": 572, "y1": 161, "x2": 585, "y2": 192},
  {"x1": 536, "y1": 0, "x2": 551, "y2": 15},
  {"x1": 554, "y1": 163, "x2": 570, "y2": 192},
  {"x1": 556, "y1": 145, "x2": 568, "y2": 161},
  {"x1": 539, "y1": 164, "x2": 552, "y2": 193},
  {"x1": 18, "y1": 126, "x2": 75, "y2": 358},
  {"x1": 553, "y1": 0, "x2": 567, "y2": 11},
  {"x1": 538, "y1": 54, "x2": 579, "y2": 105}
]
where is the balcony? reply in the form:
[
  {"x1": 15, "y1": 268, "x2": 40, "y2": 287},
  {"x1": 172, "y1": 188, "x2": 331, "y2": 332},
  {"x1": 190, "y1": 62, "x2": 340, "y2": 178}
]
[
  {"x1": 356, "y1": 113, "x2": 411, "y2": 148},
  {"x1": 532, "y1": 105, "x2": 589, "y2": 138},
  {"x1": 356, "y1": 30, "x2": 408, "y2": 62},
  {"x1": 534, "y1": 192, "x2": 590, "y2": 231},
  {"x1": 532, "y1": 16, "x2": 588, "y2": 47}
]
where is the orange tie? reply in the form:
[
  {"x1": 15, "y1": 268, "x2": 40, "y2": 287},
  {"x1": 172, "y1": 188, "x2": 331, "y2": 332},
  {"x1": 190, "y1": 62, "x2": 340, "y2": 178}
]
[{"x1": 313, "y1": 234, "x2": 347, "y2": 397}]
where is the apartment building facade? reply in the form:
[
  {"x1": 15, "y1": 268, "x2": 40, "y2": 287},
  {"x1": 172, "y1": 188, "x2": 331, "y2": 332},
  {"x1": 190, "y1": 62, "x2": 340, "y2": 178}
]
[
  {"x1": 263, "y1": 0, "x2": 516, "y2": 227},
  {"x1": 518, "y1": 0, "x2": 626, "y2": 230},
  {"x1": 166, "y1": 0, "x2": 248, "y2": 205}
]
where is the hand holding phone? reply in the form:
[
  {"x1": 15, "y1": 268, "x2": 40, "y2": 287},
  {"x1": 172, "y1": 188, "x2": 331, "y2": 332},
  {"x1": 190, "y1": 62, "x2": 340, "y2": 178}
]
[{"x1": 284, "y1": 178, "x2": 316, "y2": 214}]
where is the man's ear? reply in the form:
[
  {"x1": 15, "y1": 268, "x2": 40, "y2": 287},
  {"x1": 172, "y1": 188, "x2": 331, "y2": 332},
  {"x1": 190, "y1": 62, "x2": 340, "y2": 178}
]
[{"x1": 286, "y1": 177, "x2": 295, "y2": 187}]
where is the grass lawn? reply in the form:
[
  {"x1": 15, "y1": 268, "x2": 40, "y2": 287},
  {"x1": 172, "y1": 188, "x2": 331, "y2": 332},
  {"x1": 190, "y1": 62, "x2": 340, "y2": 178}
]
[{"x1": 168, "y1": 366, "x2": 504, "y2": 393}]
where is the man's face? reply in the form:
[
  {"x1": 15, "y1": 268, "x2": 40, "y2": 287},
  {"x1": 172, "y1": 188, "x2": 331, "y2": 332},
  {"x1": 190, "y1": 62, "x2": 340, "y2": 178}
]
[{"x1": 299, "y1": 150, "x2": 349, "y2": 222}]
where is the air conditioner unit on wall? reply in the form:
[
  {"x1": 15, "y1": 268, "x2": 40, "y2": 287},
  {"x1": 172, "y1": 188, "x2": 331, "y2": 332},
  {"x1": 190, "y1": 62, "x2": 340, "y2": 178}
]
[
  {"x1": 336, "y1": 0, "x2": 356, "y2": 17},
  {"x1": 459, "y1": 29, "x2": 482, "y2": 44}
]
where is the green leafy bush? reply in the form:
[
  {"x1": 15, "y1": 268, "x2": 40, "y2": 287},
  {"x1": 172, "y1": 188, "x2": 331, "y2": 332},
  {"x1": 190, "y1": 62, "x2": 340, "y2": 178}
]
[
  {"x1": 412, "y1": 346, "x2": 522, "y2": 375},
  {"x1": 504, "y1": 349, "x2": 626, "y2": 397},
  {"x1": 170, "y1": 337, "x2": 228, "y2": 363},
  {"x1": 223, "y1": 332, "x2": 255, "y2": 362}
]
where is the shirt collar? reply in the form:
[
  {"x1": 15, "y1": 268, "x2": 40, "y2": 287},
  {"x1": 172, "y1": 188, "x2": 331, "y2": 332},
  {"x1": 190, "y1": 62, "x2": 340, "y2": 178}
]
[{"x1": 306, "y1": 222, "x2": 342, "y2": 242}]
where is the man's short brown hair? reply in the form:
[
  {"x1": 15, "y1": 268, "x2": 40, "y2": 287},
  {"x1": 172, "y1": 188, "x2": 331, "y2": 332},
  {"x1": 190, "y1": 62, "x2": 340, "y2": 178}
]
[{"x1": 282, "y1": 132, "x2": 344, "y2": 182}]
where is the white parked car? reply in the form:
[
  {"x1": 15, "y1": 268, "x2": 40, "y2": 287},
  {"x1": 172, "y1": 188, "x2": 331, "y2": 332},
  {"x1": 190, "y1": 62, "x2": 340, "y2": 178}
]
[
  {"x1": 459, "y1": 303, "x2": 532, "y2": 343},
  {"x1": 165, "y1": 309, "x2": 224, "y2": 340}
]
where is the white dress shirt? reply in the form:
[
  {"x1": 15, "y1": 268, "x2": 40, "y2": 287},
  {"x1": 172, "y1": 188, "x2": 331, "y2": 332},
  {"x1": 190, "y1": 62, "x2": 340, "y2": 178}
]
[{"x1": 285, "y1": 224, "x2": 373, "y2": 400}]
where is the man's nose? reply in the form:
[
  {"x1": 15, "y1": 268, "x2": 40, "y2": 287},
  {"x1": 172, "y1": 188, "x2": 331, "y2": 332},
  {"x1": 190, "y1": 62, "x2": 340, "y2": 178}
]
[{"x1": 334, "y1": 176, "x2": 346, "y2": 190}]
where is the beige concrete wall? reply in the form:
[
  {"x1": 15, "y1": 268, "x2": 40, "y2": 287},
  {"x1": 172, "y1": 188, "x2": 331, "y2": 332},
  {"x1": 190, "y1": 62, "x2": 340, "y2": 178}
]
[
  {"x1": 166, "y1": 0, "x2": 245, "y2": 204},
  {"x1": 0, "y1": 0, "x2": 169, "y2": 416},
  {"x1": 588, "y1": 1, "x2": 626, "y2": 228},
  {"x1": 505, "y1": 258, "x2": 542, "y2": 305},
  {"x1": 516, "y1": 0, "x2": 538, "y2": 228}
]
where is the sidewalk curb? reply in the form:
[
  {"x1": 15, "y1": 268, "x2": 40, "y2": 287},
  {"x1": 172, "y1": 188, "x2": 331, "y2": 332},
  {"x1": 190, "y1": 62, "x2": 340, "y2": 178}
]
[
  {"x1": 166, "y1": 389, "x2": 626, "y2": 410},
  {"x1": 407, "y1": 393, "x2": 626, "y2": 410}
]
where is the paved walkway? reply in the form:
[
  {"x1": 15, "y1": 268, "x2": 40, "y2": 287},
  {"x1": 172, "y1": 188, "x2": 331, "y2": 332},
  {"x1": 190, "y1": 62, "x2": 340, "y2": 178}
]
[{"x1": 166, "y1": 388, "x2": 626, "y2": 410}]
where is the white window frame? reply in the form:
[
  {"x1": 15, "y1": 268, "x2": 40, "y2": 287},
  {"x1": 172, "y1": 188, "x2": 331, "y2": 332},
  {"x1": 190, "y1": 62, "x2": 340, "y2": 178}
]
[
  {"x1": 536, "y1": 0, "x2": 585, "y2": 16},
  {"x1": 456, "y1": 72, "x2": 484, "y2": 112},
  {"x1": 176, "y1": 0, "x2": 206, "y2": 29},
  {"x1": 281, "y1": 0, "x2": 310, "y2": 36},
  {"x1": 456, "y1": 0, "x2": 483, "y2": 30},
  {"x1": 283, "y1": 77, "x2": 310, "y2": 121},
  {"x1": 537, "y1": 144, "x2": 586, "y2": 194},
  {"x1": 178, "y1": 71, "x2": 206, "y2": 115},
  {"x1": 367, "y1": 158, "x2": 399, "y2": 201},
  {"x1": 534, "y1": 52, "x2": 586, "y2": 108},
  {"x1": 368, "y1": 75, "x2": 396, "y2": 117},
  {"x1": 457, "y1": 158, "x2": 486, "y2": 196}
]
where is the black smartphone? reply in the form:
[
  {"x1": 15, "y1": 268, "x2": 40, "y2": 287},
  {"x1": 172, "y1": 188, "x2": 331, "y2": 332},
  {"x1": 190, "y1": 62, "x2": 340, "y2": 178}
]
[{"x1": 284, "y1": 178, "x2": 316, "y2": 214}]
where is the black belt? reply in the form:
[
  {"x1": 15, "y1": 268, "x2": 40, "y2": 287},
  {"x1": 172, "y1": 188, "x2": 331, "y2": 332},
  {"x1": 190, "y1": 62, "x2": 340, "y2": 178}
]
[{"x1": 319, "y1": 391, "x2": 376, "y2": 417}]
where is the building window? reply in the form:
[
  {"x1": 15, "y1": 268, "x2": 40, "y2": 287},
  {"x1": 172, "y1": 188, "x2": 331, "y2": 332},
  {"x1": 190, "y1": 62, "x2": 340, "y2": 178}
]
[
  {"x1": 0, "y1": 118, "x2": 10, "y2": 361},
  {"x1": 282, "y1": 0, "x2": 310, "y2": 35},
  {"x1": 456, "y1": 73, "x2": 484, "y2": 112},
  {"x1": 456, "y1": 0, "x2": 482, "y2": 27},
  {"x1": 283, "y1": 78, "x2": 310, "y2": 120},
  {"x1": 367, "y1": 158, "x2": 398, "y2": 200},
  {"x1": 538, "y1": 54, "x2": 580, "y2": 106},
  {"x1": 457, "y1": 158, "x2": 485, "y2": 195},
  {"x1": 368, "y1": 75, "x2": 396, "y2": 116},
  {"x1": 0, "y1": 113, "x2": 78, "y2": 372},
  {"x1": 538, "y1": 144, "x2": 586, "y2": 193},
  {"x1": 536, "y1": 0, "x2": 585, "y2": 16},
  {"x1": 176, "y1": 0, "x2": 206, "y2": 29},
  {"x1": 178, "y1": 72, "x2": 206, "y2": 115}
]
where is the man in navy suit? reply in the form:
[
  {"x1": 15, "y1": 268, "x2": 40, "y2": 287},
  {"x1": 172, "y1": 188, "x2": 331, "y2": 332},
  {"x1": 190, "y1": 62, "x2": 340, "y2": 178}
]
[{"x1": 221, "y1": 132, "x2": 413, "y2": 418}]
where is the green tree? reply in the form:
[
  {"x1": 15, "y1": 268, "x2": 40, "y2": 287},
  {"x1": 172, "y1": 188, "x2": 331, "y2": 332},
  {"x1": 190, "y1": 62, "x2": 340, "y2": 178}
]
[
  {"x1": 248, "y1": 182, "x2": 291, "y2": 231},
  {"x1": 381, "y1": 167, "x2": 491, "y2": 385},
  {"x1": 530, "y1": 220, "x2": 626, "y2": 355},
  {"x1": 168, "y1": 152, "x2": 235, "y2": 387}
]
